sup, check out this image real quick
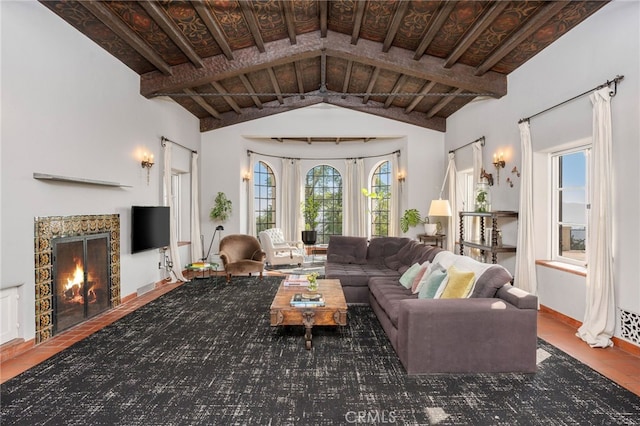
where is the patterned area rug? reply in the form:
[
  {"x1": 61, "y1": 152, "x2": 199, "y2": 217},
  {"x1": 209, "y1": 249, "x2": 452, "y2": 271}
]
[{"x1": 2, "y1": 276, "x2": 639, "y2": 425}]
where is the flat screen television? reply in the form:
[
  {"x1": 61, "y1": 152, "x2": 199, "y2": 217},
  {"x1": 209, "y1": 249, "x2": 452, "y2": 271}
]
[{"x1": 131, "y1": 206, "x2": 170, "y2": 254}]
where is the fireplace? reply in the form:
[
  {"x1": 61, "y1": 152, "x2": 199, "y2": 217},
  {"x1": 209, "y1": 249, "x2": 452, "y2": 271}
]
[
  {"x1": 34, "y1": 214, "x2": 121, "y2": 343},
  {"x1": 52, "y1": 233, "x2": 111, "y2": 333}
]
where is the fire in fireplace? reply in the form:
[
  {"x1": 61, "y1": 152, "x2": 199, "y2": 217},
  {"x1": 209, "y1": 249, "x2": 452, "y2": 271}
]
[{"x1": 53, "y1": 233, "x2": 112, "y2": 333}]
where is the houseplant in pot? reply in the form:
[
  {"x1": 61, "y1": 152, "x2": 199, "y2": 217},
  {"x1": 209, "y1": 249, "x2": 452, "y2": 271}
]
[
  {"x1": 301, "y1": 197, "x2": 320, "y2": 245},
  {"x1": 400, "y1": 208, "x2": 436, "y2": 234}
]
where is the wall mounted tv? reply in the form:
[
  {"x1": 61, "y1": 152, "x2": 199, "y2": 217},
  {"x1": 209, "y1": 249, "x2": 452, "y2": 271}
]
[{"x1": 131, "y1": 206, "x2": 170, "y2": 254}]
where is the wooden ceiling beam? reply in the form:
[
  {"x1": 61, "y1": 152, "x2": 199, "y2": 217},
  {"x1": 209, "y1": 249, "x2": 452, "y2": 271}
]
[
  {"x1": 238, "y1": 74, "x2": 263, "y2": 109},
  {"x1": 444, "y1": 1, "x2": 509, "y2": 68},
  {"x1": 383, "y1": 0, "x2": 411, "y2": 53},
  {"x1": 139, "y1": 1, "x2": 204, "y2": 69},
  {"x1": 240, "y1": 1, "x2": 266, "y2": 53},
  {"x1": 475, "y1": 1, "x2": 568, "y2": 76},
  {"x1": 183, "y1": 88, "x2": 221, "y2": 119},
  {"x1": 210, "y1": 81, "x2": 242, "y2": 114},
  {"x1": 319, "y1": 1, "x2": 328, "y2": 38},
  {"x1": 363, "y1": 67, "x2": 381, "y2": 104},
  {"x1": 384, "y1": 75, "x2": 408, "y2": 108},
  {"x1": 141, "y1": 31, "x2": 506, "y2": 99},
  {"x1": 294, "y1": 61, "x2": 306, "y2": 99},
  {"x1": 426, "y1": 88, "x2": 463, "y2": 118},
  {"x1": 267, "y1": 68, "x2": 285, "y2": 104},
  {"x1": 405, "y1": 80, "x2": 437, "y2": 113},
  {"x1": 80, "y1": 1, "x2": 173, "y2": 75},
  {"x1": 413, "y1": 1, "x2": 457, "y2": 60},
  {"x1": 351, "y1": 1, "x2": 366, "y2": 45},
  {"x1": 193, "y1": 2, "x2": 234, "y2": 60},
  {"x1": 341, "y1": 60, "x2": 354, "y2": 99},
  {"x1": 281, "y1": 0, "x2": 297, "y2": 44}
]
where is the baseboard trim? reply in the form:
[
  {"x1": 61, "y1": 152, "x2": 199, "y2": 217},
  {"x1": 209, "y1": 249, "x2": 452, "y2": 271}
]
[{"x1": 540, "y1": 304, "x2": 640, "y2": 357}]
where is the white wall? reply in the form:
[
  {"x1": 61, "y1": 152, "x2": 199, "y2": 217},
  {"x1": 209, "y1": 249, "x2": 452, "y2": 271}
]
[
  {"x1": 445, "y1": 0, "x2": 640, "y2": 337},
  {"x1": 0, "y1": 1, "x2": 200, "y2": 342},
  {"x1": 200, "y1": 104, "x2": 445, "y2": 243}
]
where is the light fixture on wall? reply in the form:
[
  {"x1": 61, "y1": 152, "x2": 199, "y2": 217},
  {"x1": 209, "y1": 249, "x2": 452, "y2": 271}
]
[
  {"x1": 492, "y1": 152, "x2": 506, "y2": 185},
  {"x1": 242, "y1": 171, "x2": 251, "y2": 182},
  {"x1": 141, "y1": 153, "x2": 154, "y2": 185},
  {"x1": 397, "y1": 172, "x2": 406, "y2": 184}
]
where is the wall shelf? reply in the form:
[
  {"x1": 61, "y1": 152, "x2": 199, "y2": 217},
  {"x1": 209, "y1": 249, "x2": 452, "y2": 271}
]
[
  {"x1": 459, "y1": 210, "x2": 518, "y2": 263},
  {"x1": 33, "y1": 173, "x2": 131, "y2": 188}
]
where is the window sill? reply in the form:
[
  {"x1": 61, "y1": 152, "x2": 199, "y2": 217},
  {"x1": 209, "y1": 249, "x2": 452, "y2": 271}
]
[{"x1": 536, "y1": 260, "x2": 586, "y2": 277}]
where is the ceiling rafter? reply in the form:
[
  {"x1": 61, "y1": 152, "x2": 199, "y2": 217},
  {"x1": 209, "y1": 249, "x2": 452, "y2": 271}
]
[
  {"x1": 413, "y1": 1, "x2": 458, "y2": 60},
  {"x1": 319, "y1": 1, "x2": 328, "y2": 37},
  {"x1": 351, "y1": 1, "x2": 366, "y2": 45},
  {"x1": 294, "y1": 61, "x2": 306, "y2": 99},
  {"x1": 281, "y1": 0, "x2": 297, "y2": 44},
  {"x1": 183, "y1": 88, "x2": 221, "y2": 119},
  {"x1": 384, "y1": 75, "x2": 408, "y2": 108},
  {"x1": 193, "y1": 2, "x2": 234, "y2": 60},
  {"x1": 341, "y1": 60, "x2": 354, "y2": 99},
  {"x1": 139, "y1": 2, "x2": 204, "y2": 69},
  {"x1": 210, "y1": 81, "x2": 242, "y2": 114},
  {"x1": 474, "y1": 1, "x2": 568, "y2": 76},
  {"x1": 240, "y1": 1, "x2": 265, "y2": 53},
  {"x1": 427, "y1": 88, "x2": 463, "y2": 118},
  {"x1": 80, "y1": 1, "x2": 173, "y2": 75},
  {"x1": 238, "y1": 74, "x2": 263, "y2": 109},
  {"x1": 444, "y1": 1, "x2": 509, "y2": 68},
  {"x1": 363, "y1": 67, "x2": 381, "y2": 104},
  {"x1": 382, "y1": 0, "x2": 411, "y2": 53},
  {"x1": 405, "y1": 80, "x2": 437, "y2": 113},
  {"x1": 267, "y1": 68, "x2": 285, "y2": 104}
]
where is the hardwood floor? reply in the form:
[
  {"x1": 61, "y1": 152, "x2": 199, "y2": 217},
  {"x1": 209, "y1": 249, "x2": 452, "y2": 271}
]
[{"x1": 2, "y1": 273, "x2": 639, "y2": 398}]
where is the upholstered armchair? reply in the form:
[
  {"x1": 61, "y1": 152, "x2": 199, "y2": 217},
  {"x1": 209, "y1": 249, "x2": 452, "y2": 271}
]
[
  {"x1": 219, "y1": 235, "x2": 266, "y2": 283},
  {"x1": 258, "y1": 228, "x2": 304, "y2": 267}
]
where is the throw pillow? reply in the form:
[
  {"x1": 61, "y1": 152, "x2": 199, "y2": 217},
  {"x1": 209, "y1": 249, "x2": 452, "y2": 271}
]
[
  {"x1": 411, "y1": 262, "x2": 431, "y2": 293},
  {"x1": 440, "y1": 266, "x2": 475, "y2": 299},
  {"x1": 399, "y1": 263, "x2": 421, "y2": 289},
  {"x1": 417, "y1": 268, "x2": 448, "y2": 299},
  {"x1": 383, "y1": 254, "x2": 402, "y2": 271}
]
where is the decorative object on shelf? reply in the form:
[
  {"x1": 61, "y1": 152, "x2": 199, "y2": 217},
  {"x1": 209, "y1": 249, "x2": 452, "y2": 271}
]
[
  {"x1": 474, "y1": 178, "x2": 492, "y2": 212},
  {"x1": 141, "y1": 152, "x2": 154, "y2": 185},
  {"x1": 307, "y1": 272, "x2": 319, "y2": 292},
  {"x1": 302, "y1": 197, "x2": 320, "y2": 245},
  {"x1": 492, "y1": 152, "x2": 506, "y2": 184},
  {"x1": 209, "y1": 192, "x2": 232, "y2": 222}
]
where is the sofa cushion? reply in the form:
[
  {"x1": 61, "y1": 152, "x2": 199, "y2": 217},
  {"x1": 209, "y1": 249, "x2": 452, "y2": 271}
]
[
  {"x1": 471, "y1": 266, "x2": 513, "y2": 298},
  {"x1": 326, "y1": 236, "x2": 368, "y2": 264},
  {"x1": 417, "y1": 267, "x2": 448, "y2": 299},
  {"x1": 369, "y1": 277, "x2": 416, "y2": 327},
  {"x1": 399, "y1": 263, "x2": 421, "y2": 288},
  {"x1": 367, "y1": 237, "x2": 412, "y2": 262},
  {"x1": 411, "y1": 262, "x2": 431, "y2": 293},
  {"x1": 440, "y1": 266, "x2": 475, "y2": 298}
]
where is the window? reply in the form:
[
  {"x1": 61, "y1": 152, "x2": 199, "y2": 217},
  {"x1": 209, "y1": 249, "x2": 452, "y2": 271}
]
[
  {"x1": 305, "y1": 165, "x2": 342, "y2": 244},
  {"x1": 254, "y1": 161, "x2": 276, "y2": 234},
  {"x1": 370, "y1": 161, "x2": 391, "y2": 237},
  {"x1": 552, "y1": 147, "x2": 589, "y2": 265},
  {"x1": 171, "y1": 173, "x2": 181, "y2": 241},
  {"x1": 458, "y1": 168, "x2": 475, "y2": 243}
]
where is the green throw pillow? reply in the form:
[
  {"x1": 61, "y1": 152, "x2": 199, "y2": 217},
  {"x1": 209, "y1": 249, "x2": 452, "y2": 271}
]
[
  {"x1": 418, "y1": 268, "x2": 448, "y2": 299},
  {"x1": 399, "y1": 263, "x2": 421, "y2": 289},
  {"x1": 440, "y1": 266, "x2": 475, "y2": 299}
]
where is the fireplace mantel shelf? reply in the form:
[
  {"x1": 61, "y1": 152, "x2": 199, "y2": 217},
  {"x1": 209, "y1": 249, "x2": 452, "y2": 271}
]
[{"x1": 33, "y1": 173, "x2": 132, "y2": 188}]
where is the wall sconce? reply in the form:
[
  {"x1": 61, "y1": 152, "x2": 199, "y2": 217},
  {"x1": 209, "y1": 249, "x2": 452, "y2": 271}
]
[
  {"x1": 141, "y1": 153, "x2": 154, "y2": 185},
  {"x1": 397, "y1": 172, "x2": 406, "y2": 184},
  {"x1": 242, "y1": 171, "x2": 251, "y2": 182},
  {"x1": 492, "y1": 152, "x2": 506, "y2": 184}
]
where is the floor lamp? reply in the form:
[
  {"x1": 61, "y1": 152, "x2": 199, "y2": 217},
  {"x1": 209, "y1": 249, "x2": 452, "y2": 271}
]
[{"x1": 202, "y1": 225, "x2": 224, "y2": 262}]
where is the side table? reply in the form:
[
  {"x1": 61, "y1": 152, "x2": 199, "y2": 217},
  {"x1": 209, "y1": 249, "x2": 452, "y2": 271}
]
[
  {"x1": 417, "y1": 233, "x2": 446, "y2": 248},
  {"x1": 186, "y1": 262, "x2": 218, "y2": 279}
]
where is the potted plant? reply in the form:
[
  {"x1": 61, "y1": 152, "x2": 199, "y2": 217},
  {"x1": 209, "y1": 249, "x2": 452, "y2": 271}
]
[
  {"x1": 301, "y1": 197, "x2": 320, "y2": 245},
  {"x1": 209, "y1": 192, "x2": 232, "y2": 222},
  {"x1": 400, "y1": 208, "x2": 436, "y2": 234}
]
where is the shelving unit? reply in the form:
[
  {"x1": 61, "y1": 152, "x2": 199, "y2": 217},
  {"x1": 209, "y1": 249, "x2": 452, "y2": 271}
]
[{"x1": 459, "y1": 211, "x2": 518, "y2": 264}]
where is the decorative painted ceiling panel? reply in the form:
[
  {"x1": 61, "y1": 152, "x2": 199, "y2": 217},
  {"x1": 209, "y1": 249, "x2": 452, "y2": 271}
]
[{"x1": 40, "y1": 0, "x2": 608, "y2": 133}]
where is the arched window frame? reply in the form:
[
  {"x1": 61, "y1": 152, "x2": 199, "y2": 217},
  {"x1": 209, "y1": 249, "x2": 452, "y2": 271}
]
[
  {"x1": 305, "y1": 165, "x2": 342, "y2": 244},
  {"x1": 369, "y1": 160, "x2": 392, "y2": 237},
  {"x1": 254, "y1": 160, "x2": 276, "y2": 233}
]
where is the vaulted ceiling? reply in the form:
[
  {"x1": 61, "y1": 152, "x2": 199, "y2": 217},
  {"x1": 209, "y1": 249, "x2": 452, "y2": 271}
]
[{"x1": 41, "y1": 0, "x2": 608, "y2": 133}]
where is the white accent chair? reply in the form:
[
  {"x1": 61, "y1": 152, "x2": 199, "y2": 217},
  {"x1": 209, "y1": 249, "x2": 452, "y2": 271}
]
[{"x1": 259, "y1": 228, "x2": 304, "y2": 267}]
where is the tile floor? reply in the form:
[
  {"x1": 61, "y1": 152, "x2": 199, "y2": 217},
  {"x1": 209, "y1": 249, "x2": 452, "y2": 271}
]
[{"x1": 2, "y1": 274, "x2": 639, "y2": 398}]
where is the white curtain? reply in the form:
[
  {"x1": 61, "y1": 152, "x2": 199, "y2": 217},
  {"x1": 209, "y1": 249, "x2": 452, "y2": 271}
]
[
  {"x1": 389, "y1": 153, "x2": 400, "y2": 236},
  {"x1": 281, "y1": 158, "x2": 301, "y2": 242},
  {"x1": 190, "y1": 152, "x2": 203, "y2": 262},
  {"x1": 247, "y1": 152, "x2": 256, "y2": 237},
  {"x1": 446, "y1": 152, "x2": 458, "y2": 252},
  {"x1": 470, "y1": 141, "x2": 484, "y2": 247},
  {"x1": 163, "y1": 143, "x2": 188, "y2": 282},
  {"x1": 344, "y1": 158, "x2": 365, "y2": 236},
  {"x1": 514, "y1": 121, "x2": 537, "y2": 295},
  {"x1": 577, "y1": 87, "x2": 615, "y2": 348}
]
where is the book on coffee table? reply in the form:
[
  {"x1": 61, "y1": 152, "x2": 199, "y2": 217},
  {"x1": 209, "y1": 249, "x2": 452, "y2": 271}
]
[
  {"x1": 284, "y1": 274, "x2": 310, "y2": 286},
  {"x1": 290, "y1": 293, "x2": 325, "y2": 307}
]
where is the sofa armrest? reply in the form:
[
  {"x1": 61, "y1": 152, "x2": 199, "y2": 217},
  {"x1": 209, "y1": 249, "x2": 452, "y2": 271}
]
[
  {"x1": 496, "y1": 284, "x2": 538, "y2": 310},
  {"x1": 396, "y1": 298, "x2": 537, "y2": 374}
]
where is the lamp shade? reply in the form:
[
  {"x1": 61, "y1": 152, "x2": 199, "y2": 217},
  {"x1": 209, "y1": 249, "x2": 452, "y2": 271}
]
[{"x1": 428, "y1": 199, "x2": 452, "y2": 217}]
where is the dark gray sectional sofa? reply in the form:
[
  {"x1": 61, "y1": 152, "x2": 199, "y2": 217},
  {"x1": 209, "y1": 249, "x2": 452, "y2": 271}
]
[{"x1": 325, "y1": 236, "x2": 538, "y2": 374}]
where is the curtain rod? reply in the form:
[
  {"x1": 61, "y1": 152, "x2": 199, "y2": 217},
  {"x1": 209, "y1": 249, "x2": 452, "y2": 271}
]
[
  {"x1": 247, "y1": 149, "x2": 400, "y2": 161},
  {"x1": 519, "y1": 75, "x2": 624, "y2": 124},
  {"x1": 160, "y1": 136, "x2": 197, "y2": 154},
  {"x1": 448, "y1": 136, "x2": 485, "y2": 154}
]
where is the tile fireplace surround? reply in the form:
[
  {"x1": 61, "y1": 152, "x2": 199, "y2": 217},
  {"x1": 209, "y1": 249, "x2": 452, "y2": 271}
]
[{"x1": 34, "y1": 214, "x2": 121, "y2": 344}]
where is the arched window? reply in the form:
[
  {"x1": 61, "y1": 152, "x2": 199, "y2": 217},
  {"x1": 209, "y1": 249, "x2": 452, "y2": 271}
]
[
  {"x1": 305, "y1": 165, "x2": 342, "y2": 244},
  {"x1": 254, "y1": 161, "x2": 276, "y2": 233},
  {"x1": 371, "y1": 161, "x2": 391, "y2": 237}
]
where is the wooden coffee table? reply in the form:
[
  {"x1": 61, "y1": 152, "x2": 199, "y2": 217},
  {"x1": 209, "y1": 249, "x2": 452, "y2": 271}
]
[{"x1": 270, "y1": 279, "x2": 347, "y2": 350}]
